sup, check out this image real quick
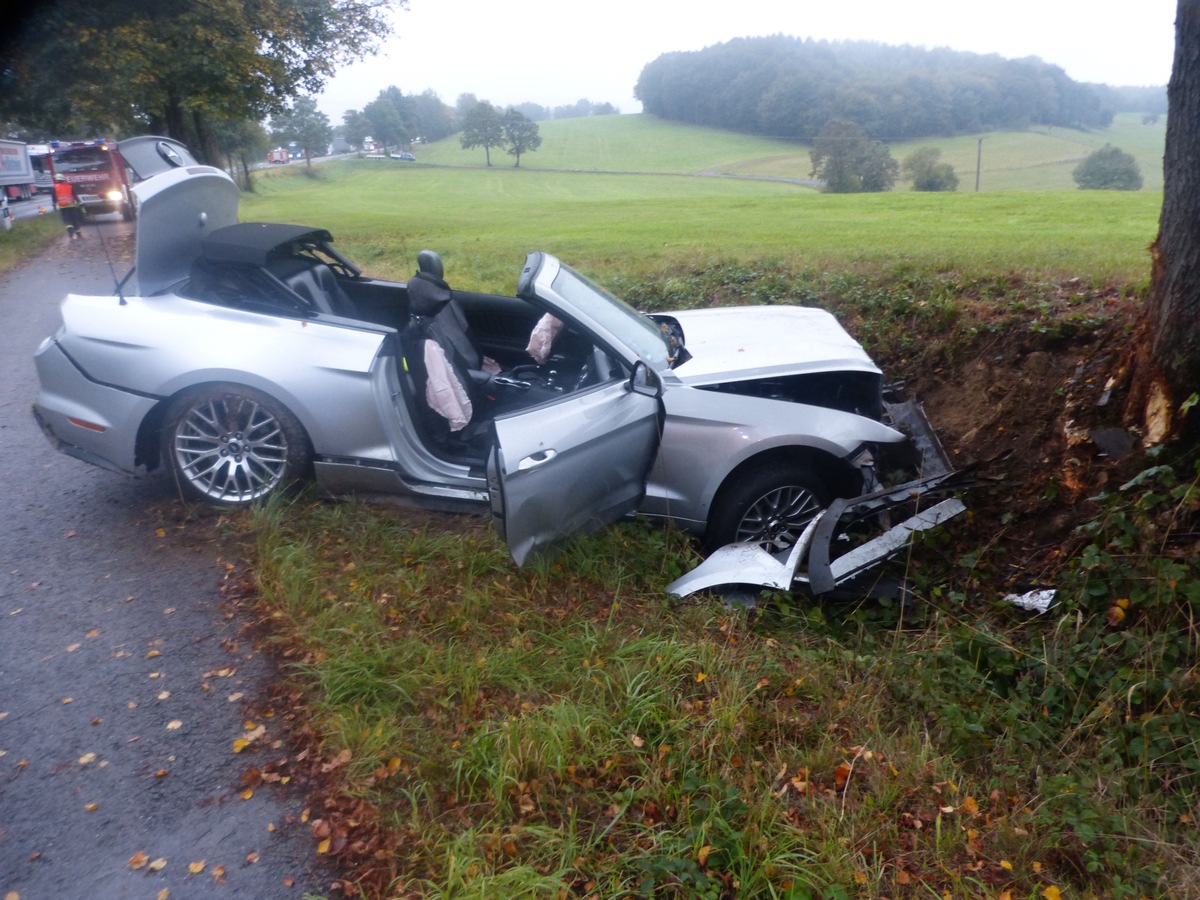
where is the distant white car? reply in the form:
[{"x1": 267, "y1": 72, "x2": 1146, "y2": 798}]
[{"x1": 33, "y1": 165, "x2": 946, "y2": 565}]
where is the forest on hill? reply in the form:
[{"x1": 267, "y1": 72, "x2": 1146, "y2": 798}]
[{"x1": 634, "y1": 36, "x2": 1164, "y2": 141}]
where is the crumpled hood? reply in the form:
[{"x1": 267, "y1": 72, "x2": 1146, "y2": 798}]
[
  {"x1": 133, "y1": 166, "x2": 239, "y2": 296},
  {"x1": 667, "y1": 306, "x2": 880, "y2": 384}
]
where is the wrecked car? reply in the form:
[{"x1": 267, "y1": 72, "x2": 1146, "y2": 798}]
[{"x1": 32, "y1": 163, "x2": 956, "y2": 570}]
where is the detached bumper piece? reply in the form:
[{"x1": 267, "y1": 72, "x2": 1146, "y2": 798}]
[{"x1": 666, "y1": 471, "x2": 969, "y2": 602}]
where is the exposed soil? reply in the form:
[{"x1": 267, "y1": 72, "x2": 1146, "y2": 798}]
[{"x1": 893, "y1": 289, "x2": 1148, "y2": 589}]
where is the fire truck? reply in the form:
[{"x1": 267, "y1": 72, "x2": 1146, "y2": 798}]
[
  {"x1": 267, "y1": 148, "x2": 289, "y2": 164},
  {"x1": 47, "y1": 139, "x2": 136, "y2": 221}
]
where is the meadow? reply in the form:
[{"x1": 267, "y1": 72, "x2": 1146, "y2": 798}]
[
  {"x1": 409, "y1": 112, "x2": 1166, "y2": 192},
  {"x1": 245, "y1": 158, "x2": 1160, "y2": 292}
]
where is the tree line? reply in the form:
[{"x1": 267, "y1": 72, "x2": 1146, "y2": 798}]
[{"x1": 635, "y1": 36, "x2": 1129, "y2": 141}]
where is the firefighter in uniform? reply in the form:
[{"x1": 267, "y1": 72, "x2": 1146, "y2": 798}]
[{"x1": 54, "y1": 174, "x2": 84, "y2": 240}]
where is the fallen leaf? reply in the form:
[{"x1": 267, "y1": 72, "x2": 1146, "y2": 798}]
[
  {"x1": 241, "y1": 788, "x2": 253, "y2": 800},
  {"x1": 6, "y1": 892, "x2": 19, "y2": 900},
  {"x1": 1041, "y1": 888, "x2": 1063, "y2": 900},
  {"x1": 147, "y1": 650, "x2": 161, "y2": 659},
  {"x1": 166, "y1": 720, "x2": 182, "y2": 731},
  {"x1": 61, "y1": 697, "x2": 72, "y2": 704},
  {"x1": 227, "y1": 692, "x2": 244, "y2": 702},
  {"x1": 78, "y1": 752, "x2": 96, "y2": 765},
  {"x1": 155, "y1": 769, "x2": 169, "y2": 777},
  {"x1": 834, "y1": 762, "x2": 852, "y2": 790},
  {"x1": 157, "y1": 691, "x2": 171, "y2": 700},
  {"x1": 317, "y1": 838, "x2": 331, "y2": 854},
  {"x1": 86, "y1": 629, "x2": 100, "y2": 638},
  {"x1": 1000, "y1": 859, "x2": 1014, "y2": 871},
  {"x1": 85, "y1": 803, "x2": 99, "y2": 812},
  {"x1": 157, "y1": 890, "x2": 170, "y2": 900},
  {"x1": 148, "y1": 857, "x2": 167, "y2": 872},
  {"x1": 188, "y1": 860, "x2": 205, "y2": 874},
  {"x1": 245, "y1": 852, "x2": 260, "y2": 863},
  {"x1": 129, "y1": 851, "x2": 149, "y2": 870},
  {"x1": 282, "y1": 875, "x2": 295, "y2": 887},
  {"x1": 66, "y1": 643, "x2": 81, "y2": 653},
  {"x1": 628, "y1": 733, "x2": 645, "y2": 748},
  {"x1": 212, "y1": 865, "x2": 226, "y2": 881}
]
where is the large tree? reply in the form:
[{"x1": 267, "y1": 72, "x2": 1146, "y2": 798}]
[
  {"x1": 364, "y1": 86, "x2": 415, "y2": 156},
  {"x1": 810, "y1": 119, "x2": 898, "y2": 193},
  {"x1": 1073, "y1": 144, "x2": 1143, "y2": 190},
  {"x1": 460, "y1": 101, "x2": 504, "y2": 166},
  {"x1": 503, "y1": 109, "x2": 542, "y2": 167},
  {"x1": 270, "y1": 97, "x2": 333, "y2": 167},
  {"x1": 1, "y1": 0, "x2": 400, "y2": 161},
  {"x1": 1126, "y1": 0, "x2": 1200, "y2": 444}
]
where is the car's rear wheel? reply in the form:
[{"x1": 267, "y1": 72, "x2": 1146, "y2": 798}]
[
  {"x1": 706, "y1": 462, "x2": 831, "y2": 553},
  {"x1": 162, "y1": 384, "x2": 311, "y2": 507}
]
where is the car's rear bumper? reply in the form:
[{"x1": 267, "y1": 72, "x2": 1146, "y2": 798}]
[{"x1": 32, "y1": 338, "x2": 156, "y2": 476}]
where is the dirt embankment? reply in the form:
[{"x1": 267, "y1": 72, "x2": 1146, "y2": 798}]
[{"x1": 895, "y1": 290, "x2": 1148, "y2": 587}]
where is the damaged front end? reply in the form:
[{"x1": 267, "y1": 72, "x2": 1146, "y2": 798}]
[{"x1": 668, "y1": 388, "x2": 968, "y2": 602}]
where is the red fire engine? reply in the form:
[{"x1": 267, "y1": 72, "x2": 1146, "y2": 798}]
[{"x1": 47, "y1": 139, "x2": 136, "y2": 221}]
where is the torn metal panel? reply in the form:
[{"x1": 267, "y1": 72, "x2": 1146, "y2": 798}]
[
  {"x1": 816, "y1": 498, "x2": 965, "y2": 590},
  {"x1": 664, "y1": 517, "x2": 822, "y2": 599},
  {"x1": 666, "y1": 486, "x2": 968, "y2": 602},
  {"x1": 884, "y1": 397, "x2": 953, "y2": 478}
]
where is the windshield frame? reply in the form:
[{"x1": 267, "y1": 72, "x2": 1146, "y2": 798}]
[{"x1": 542, "y1": 259, "x2": 673, "y2": 368}]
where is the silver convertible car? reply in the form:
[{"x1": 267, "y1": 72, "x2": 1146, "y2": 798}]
[{"x1": 33, "y1": 164, "x2": 944, "y2": 566}]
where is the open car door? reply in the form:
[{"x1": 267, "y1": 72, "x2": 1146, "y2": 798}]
[{"x1": 488, "y1": 362, "x2": 663, "y2": 565}]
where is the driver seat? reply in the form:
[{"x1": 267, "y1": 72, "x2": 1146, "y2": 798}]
[{"x1": 409, "y1": 250, "x2": 483, "y2": 374}]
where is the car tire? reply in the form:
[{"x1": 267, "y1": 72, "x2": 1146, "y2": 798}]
[
  {"x1": 162, "y1": 384, "x2": 311, "y2": 507},
  {"x1": 705, "y1": 462, "x2": 831, "y2": 553}
]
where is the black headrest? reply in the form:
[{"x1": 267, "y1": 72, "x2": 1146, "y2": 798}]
[
  {"x1": 407, "y1": 271, "x2": 451, "y2": 317},
  {"x1": 417, "y1": 249, "x2": 444, "y2": 281}
]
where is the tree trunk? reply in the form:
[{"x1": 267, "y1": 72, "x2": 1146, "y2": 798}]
[{"x1": 1126, "y1": 0, "x2": 1200, "y2": 445}]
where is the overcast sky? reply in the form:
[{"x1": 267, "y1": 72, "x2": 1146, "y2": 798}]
[{"x1": 314, "y1": 0, "x2": 1177, "y2": 121}]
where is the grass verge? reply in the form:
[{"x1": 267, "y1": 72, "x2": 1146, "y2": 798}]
[{"x1": 244, "y1": 449, "x2": 1200, "y2": 899}]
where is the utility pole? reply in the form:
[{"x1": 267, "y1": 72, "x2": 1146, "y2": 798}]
[{"x1": 975, "y1": 137, "x2": 983, "y2": 192}]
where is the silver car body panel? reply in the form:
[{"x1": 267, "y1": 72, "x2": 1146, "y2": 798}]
[
  {"x1": 133, "y1": 165, "x2": 239, "y2": 296},
  {"x1": 666, "y1": 306, "x2": 881, "y2": 384},
  {"x1": 642, "y1": 381, "x2": 906, "y2": 529},
  {"x1": 665, "y1": 497, "x2": 966, "y2": 599},
  {"x1": 489, "y1": 366, "x2": 662, "y2": 565}
]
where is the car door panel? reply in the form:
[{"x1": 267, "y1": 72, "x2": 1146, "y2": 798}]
[{"x1": 488, "y1": 366, "x2": 662, "y2": 565}]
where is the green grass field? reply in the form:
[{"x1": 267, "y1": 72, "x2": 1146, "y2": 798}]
[
  {"x1": 245, "y1": 157, "x2": 1161, "y2": 293},
  {"x1": 409, "y1": 112, "x2": 1165, "y2": 192}
]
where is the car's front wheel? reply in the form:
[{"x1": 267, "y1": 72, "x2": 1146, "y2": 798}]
[
  {"x1": 705, "y1": 462, "x2": 831, "y2": 553},
  {"x1": 162, "y1": 384, "x2": 311, "y2": 506}
]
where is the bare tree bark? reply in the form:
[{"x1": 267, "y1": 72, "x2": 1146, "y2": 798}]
[{"x1": 1128, "y1": 0, "x2": 1200, "y2": 444}]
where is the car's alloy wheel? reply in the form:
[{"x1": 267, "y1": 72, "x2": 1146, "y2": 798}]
[
  {"x1": 163, "y1": 385, "x2": 310, "y2": 506},
  {"x1": 706, "y1": 463, "x2": 830, "y2": 553}
]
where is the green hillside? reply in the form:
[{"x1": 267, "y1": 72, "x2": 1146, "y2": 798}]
[{"x1": 408, "y1": 112, "x2": 1164, "y2": 192}]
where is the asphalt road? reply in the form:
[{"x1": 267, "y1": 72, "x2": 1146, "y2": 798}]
[{"x1": 0, "y1": 220, "x2": 329, "y2": 897}]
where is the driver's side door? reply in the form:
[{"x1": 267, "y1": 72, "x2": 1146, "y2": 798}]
[{"x1": 487, "y1": 362, "x2": 663, "y2": 565}]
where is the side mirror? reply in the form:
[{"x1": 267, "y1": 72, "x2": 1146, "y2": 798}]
[{"x1": 629, "y1": 361, "x2": 663, "y2": 398}]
